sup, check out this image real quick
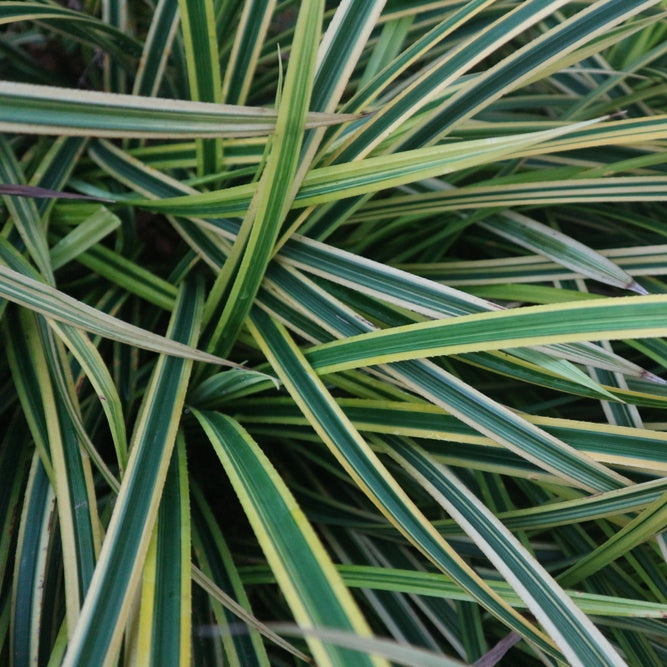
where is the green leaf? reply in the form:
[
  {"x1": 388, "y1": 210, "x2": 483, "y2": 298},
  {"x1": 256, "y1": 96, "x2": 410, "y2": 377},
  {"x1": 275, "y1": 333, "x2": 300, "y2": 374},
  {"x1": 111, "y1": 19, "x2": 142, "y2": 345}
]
[
  {"x1": 61, "y1": 280, "x2": 202, "y2": 666},
  {"x1": 355, "y1": 176, "x2": 667, "y2": 220},
  {"x1": 192, "y1": 410, "x2": 385, "y2": 667},
  {"x1": 133, "y1": 117, "x2": 613, "y2": 216},
  {"x1": 0, "y1": 81, "x2": 357, "y2": 139},
  {"x1": 132, "y1": 0, "x2": 180, "y2": 97},
  {"x1": 270, "y1": 624, "x2": 469, "y2": 667},
  {"x1": 136, "y1": 435, "x2": 191, "y2": 666},
  {"x1": 558, "y1": 488, "x2": 667, "y2": 587},
  {"x1": 0, "y1": 1, "x2": 142, "y2": 60},
  {"x1": 191, "y1": 482, "x2": 274, "y2": 666},
  {"x1": 247, "y1": 564, "x2": 667, "y2": 620},
  {"x1": 247, "y1": 307, "x2": 563, "y2": 661},
  {"x1": 0, "y1": 136, "x2": 54, "y2": 283},
  {"x1": 305, "y1": 295, "x2": 667, "y2": 373},
  {"x1": 203, "y1": 0, "x2": 325, "y2": 356},
  {"x1": 222, "y1": 0, "x2": 276, "y2": 106},
  {"x1": 50, "y1": 205, "x2": 121, "y2": 270},
  {"x1": 386, "y1": 438, "x2": 626, "y2": 666},
  {"x1": 398, "y1": 0, "x2": 662, "y2": 148},
  {"x1": 177, "y1": 0, "x2": 222, "y2": 174},
  {"x1": 48, "y1": 319, "x2": 128, "y2": 475},
  {"x1": 10, "y1": 454, "x2": 56, "y2": 666},
  {"x1": 6, "y1": 309, "x2": 99, "y2": 633},
  {"x1": 480, "y1": 211, "x2": 639, "y2": 292},
  {"x1": 0, "y1": 262, "x2": 229, "y2": 366}
]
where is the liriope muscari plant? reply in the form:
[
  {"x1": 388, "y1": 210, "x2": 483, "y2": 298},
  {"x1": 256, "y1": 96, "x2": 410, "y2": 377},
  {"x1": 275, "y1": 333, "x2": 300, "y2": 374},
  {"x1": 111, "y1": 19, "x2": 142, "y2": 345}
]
[{"x1": 2, "y1": 1, "x2": 667, "y2": 665}]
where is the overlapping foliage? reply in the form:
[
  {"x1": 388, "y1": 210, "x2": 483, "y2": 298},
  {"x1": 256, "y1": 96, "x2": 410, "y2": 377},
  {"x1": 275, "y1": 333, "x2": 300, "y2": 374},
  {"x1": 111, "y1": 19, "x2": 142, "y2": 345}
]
[{"x1": 2, "y1": 1, "x2": 667, "y2": 665}]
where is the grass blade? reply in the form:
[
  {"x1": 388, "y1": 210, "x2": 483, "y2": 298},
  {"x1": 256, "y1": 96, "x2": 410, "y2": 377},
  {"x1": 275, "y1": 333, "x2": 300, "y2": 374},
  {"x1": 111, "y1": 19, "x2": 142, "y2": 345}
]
[
  {"x1": 192, "y1": 409, "x2": 385, "y2": 667},
  {"x1": 177, "y1": 0, "x2": 222, "y2": 174},
  {"x1": 0, "y1": 262, "x2": 229, "y2": 366},
  {"x1": 247, "y1": 307, "x2": 563, "y2": 661},
  {"x1": 387, "y1": 438, "x2": 625, "y2": 666},
  {"x1": 305, "y1": 295, "x2": 667, "y2": 373},
  {"x1": 62, "y1": 280, "x2": 202, "y2": 666},
  {"x1": 0, "y1": 81, "x2": 356, "y2": 138},
  {"x1": 203, "y1": 0, "x2": 324, "y2": 356}
]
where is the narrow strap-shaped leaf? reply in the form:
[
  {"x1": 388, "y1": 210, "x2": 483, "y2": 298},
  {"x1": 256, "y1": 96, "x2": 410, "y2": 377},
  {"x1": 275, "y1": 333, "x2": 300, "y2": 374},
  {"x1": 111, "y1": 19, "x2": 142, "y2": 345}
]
[
  {"x1": 8, "y1": 309, "x2": 99, "y2": 631},
  {"x1": 356, "y1": 176, "x2": 667, "y2": 219},
  {"x1": 27, "y1": 136, "x2": 89, "y2": 232},
  {"x1": 132, "y1": 0, "x2": 180, "y2": 97},
  {"x1": 84, "y1": 124, "x2": 640, "y2": 493},
  {"x1": 267, "y1": 253, "x2": 649, "y2": 389},
  {"x1": 102, "y1": 0, "x2": 127, "y2": 92},
  {"x1": 191, "y1": 482, "x2": 272, "y2": 666},
  {"x1": 288, "y1": 0, "x2": 506, "y2": 241},
  {"x1": 270, "y1": 624, "x2": 470, "y2": 667},
  {"x1": 386, "y1": 437, "x2": 626, "y2": 667},
  {"x1": 256, "y1": 565, "x2": 667, "y2": 620},
  {"x1": 0, "y1": 136, "x2": 54, "y2": 283},
  {"x1": 136, "y1": 434, "x2": 191, "y2": 666},
  {"x1": 0, "y1": 417, "x2": 30, "y2": 590},
  {"x1": 135, "y1": 117, "x2": 611, "y2": 217},
  {"x1": 558, "y1": 489, "x2": 667, "y2": 587},
  {"x1": 73, "y1": 242, "x2": 177, "y2": 311},
  {"x1": 263, "y1": 261, "x2": 617, "y2": 399},
  {"x1": 84, "y1": 128, "x2": 660, "y2": 384},
  {"x1": 460, "y1": 347, "x2": 619, "y2": 401},
  {"x1": 50, "y1": 205, "x2": 121, "y2": 270},
  {"x1": 0, "y1": 262, "x2": 229, "y2": 366},
  {"x1": 312, "y1": 0, "x2": 388, "y2": 117},
  {"x1": 224, "y1": 245, "x2": 629, "y2": 494},
  {"x1": 2, "y1": 306, "x2": 53, "y2": 480},
  {"x1": 188, "y1": 368, "x2": 278, "y2": 408},
  {"x1": 192, "y1": 410, "x2": 385, "y2": 667},
  {"x1": 304, "y1": 294, "x2": 667, "y2": 374},
  {"x1": 0, "y1": 184, "x2": 106, "y2": 202},
  {"x1": 62, "y1": 280, "x2": 202, "y2": 666},
  {"x1": 303, "y1": 113, "x2": 667, "y2": 241},
  {"x1": 520, "y1": 113, "x2": 667, "y2": 155},
  {"x1": 81, "y1": 135, "x2": 638, "y2": 494},
  {"x1": 274, "y1": 0, "x2": 388, "y2": 248},
  {"x1": 47, "y1": 318, "x2": 127, "y2": 475},
  {"x1": 177, "y1": 0, "x2": 222, "y2": 174},
  {"x1": 253, "y1": 268, "x2": 629, "y2": 492},
  {"x1": 246, "y1": 307, "x2": 562, "y2": 661},
  {"x1": 458, "y1": 602, "x2": 486, "y2": 663},
  {"x1": 222, "y1": 0, "x2": 276, "y2": 105},
  {"x1": 332, "y1": 0, "x2": 528, "y2": 162},
  {"x1": 356, "y1": 13, "x2": 412, "y2": 91},
  {"x1": 0, "y1": 81, "x2": 355, "y2": 138},
  {"x1": 398, "y1": 0, "x2": 661, "y2": 149},
  {"x1": 402, "y1": 243, "x2": 667, "y2": 289},
  {"x1": 480, "y1": 211, "x2": 639, "y2": 292},
  {"x1": 192, "y1": 564, "x2": 307, "y2": 664},
  {"x1": 481, "y1": 477, "x2": 667, "y2": 532},
  {"x1": 11, "y1": 454, "x2": 56, "y2": 666},
  {"x1": 1, "y1": 240, "x2": 127, "y2": 479},
  {"x1": 0, "y1": 2, "x2": 141, "y2": 56},
  {"x1": 236, "y1": 397, "x2": 667, "y2": 478},
  {"x1": 6, "y1": 311, "x2": 90, "y2": 635},
  {"x1": 203, "y1": 0, "x2": 324, "y2": 356},
  {"x1": 384, "y1": 358, "x2": 629, "y2": 492}
]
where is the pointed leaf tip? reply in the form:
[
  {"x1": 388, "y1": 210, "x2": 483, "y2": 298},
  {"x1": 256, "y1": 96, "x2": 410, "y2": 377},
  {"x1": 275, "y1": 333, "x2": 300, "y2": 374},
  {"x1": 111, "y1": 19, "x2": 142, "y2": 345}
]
[
  {"x1": 628, "y1": 280, "x2": 649, "y2": 295},
  {"x1": 641, "y1": 370, "x2": 667, "y2": 385}
]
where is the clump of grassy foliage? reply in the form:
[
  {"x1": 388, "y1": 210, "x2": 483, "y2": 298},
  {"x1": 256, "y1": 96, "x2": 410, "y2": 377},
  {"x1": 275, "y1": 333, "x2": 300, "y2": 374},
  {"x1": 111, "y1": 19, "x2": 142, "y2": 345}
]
[{"x1": 3, "y1": 1, "x2": 667, "y2": 665}]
